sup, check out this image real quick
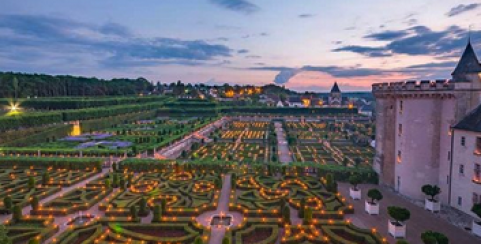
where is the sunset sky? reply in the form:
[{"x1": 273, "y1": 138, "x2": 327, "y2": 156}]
[{"x1": 0, "y1": 0, "x2": 480, "y2": 92}]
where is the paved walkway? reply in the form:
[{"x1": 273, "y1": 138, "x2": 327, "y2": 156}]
[
  {"x1": 196, "y1": 174, "x2": 243, "y2": 244},
  {"x1": 274, "y1": 122, "x2": 292, "y2": 164},
  {"x1": 338, "y1": 183, "x2": 480, "y2": 244}
]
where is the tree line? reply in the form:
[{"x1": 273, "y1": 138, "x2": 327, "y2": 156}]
[{"x1": 0, "y1": 72, "x2": 153, "y2": 98}]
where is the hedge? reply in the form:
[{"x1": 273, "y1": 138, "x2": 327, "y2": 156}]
[
  {"x1": 0, "y1": 124, "x2": 72, "y2": 147},
  {"x1": 0, "y1": 156, "x2": 103, "y2": 170},
  {"x1": 0, "y1": 112, "x2": 63, "y2": 132}
]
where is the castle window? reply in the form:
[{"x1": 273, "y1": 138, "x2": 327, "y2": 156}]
[
  {"x1": 397, "y1": 150, "x2": 401, "y2": 163},
  {"x1": 398, "y1": 124, "x2": 402, "y2": 136},
  {"x1": 473, "y1": 193, "x2": 480, "y2": 204},
  {"x1": 474, "y1": 164, "x2": 481, "y2": 184},
  {"x1": 458, "y1": 197, "x2": 462, "y2": 206},
  {"x1": 475, "y1": 137, "x2": 481, "y2": 155},
  {"x1": 447, "y1": 151, "x2": 451, "y2": 160},
  {"x1": 399, "y1": 100, "x2": 403, "y2": 113},
  {"x1": 461, "y1": 136, "x2": 466, "y2": 146},
  {"x1": 459, "y1": 164, "x2": 465, "y2": 175}
]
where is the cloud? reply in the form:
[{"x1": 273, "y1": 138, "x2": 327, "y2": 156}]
[
  {"x1": 405, "y1": 61, "x2": 458, "y2": 69},
  {"x1": 210, "y1": 0, "x2": 260, "y2": 14},
  {"x1": 446, "y1": 3, "x2": 480, "y2": 17},
  {"x1": 332, "y1": 46, "x2": 391, "y2": 57},
  {"x1": 237, "y1": 49, "x2": 249, "y2": 54},
  {"x1": 0, "y1": 14, "x2": 233, "y2": 70},
  {"x1": 250, "y1": 65, "x2": 388, "y2": 84},
  {"x1": 364, "y1": 30, "x2": 409, "y2": 41},
  {"x1": 333, "y1": 25, "x2": 481, "y2": 58},
  {"x1": 245, "y1": 55, "x2": 262, "y2": 59},
  {"x1": 274, "y1": 69, "x2": 302, "y2": 84},
  {"x1": 298, "y1": 14, "x2": 315, "y2": 18}
]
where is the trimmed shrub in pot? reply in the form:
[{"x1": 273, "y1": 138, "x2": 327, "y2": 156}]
[
  {"x1": 387, "y1": 206, "x2": 410, "y2": 238},
  {"x1": 365, "y1": 188, "x2": 383, "y2": 215},
  {"x1": 421, "y1": 184, "x2": 441, "y2": 212}
]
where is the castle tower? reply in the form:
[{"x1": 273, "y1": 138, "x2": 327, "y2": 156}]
[
  {"x1": 451, "y1": 40, "x2": 481, "y2": 122},
  {"x1": 372, "y1": 42, "x2": 481, "y2": 204}
]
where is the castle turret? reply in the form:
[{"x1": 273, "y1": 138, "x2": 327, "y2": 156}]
[{"x1": 451, "y1": 40, "x2": 481, "y2": 121}]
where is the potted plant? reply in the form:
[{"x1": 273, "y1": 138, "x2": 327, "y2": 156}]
[
  {"x1": 421, "y1": 184, "x2": 441, "y2": 212},
  {"x1": 349, "y1": 175, "x2": 362, "y2": 200},
  {"x1": 472, "y1": 203, "x2": 481, "y2": 237},
  {"x1": 365, "y1": 189, "x2": 383, "y2": 215},
  {"x1": 387, "y1": 206, "x2": 410, "y2": 238}
]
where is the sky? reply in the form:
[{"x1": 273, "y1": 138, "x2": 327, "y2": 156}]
[{"x1": 0, "y1": 0, "x2": 480, "y2": 92}]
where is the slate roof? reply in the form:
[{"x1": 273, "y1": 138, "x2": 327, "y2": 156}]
[
  {"x1": 452, "y1": 41, "x2": 481, "y2": 78},
  {"x1": 453, "y1": 105, "x2": 481, "y2": 132},
  {"x1": 330, "y1": 82, "x2": 341, "y2": 93}
]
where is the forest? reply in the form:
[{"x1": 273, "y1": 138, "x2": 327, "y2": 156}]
[{"x1": 0, "y1": 72, "x2": 153, "y2": 98}]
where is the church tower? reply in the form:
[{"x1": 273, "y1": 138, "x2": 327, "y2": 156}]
[{"x1": 329, "y1": 82, "x2": 342, "y2": 106}]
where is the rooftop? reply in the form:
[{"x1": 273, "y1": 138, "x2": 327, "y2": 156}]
[{"x1": 453, "y1": 105, "x2": 481, "y2": 132}]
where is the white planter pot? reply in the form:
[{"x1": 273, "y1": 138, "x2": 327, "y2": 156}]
[
  {"x1": 472, "y1": 220, "x2": 481, "y2": 237},
  {"x1": 350, "y1": 187, "x2": 361, "y2": 200},
  {"x1": 365, "y1": 201, "x2": 379, "y2": 215},
  {"x1": 424, "y1": 199, "x2": 440, "y2": 212},
  {"x1": 388, "y1": 220, "x2": 406, "y2": 238}
]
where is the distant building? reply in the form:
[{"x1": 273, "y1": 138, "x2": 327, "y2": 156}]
[
  {"x1": 329, "y1": 82, "x2": 342, "y2": 106},
  {"x1": 372, "y1": 41, "x2": 481, "y2": 216},
  {"x1": 358, "y1": 104, "x2": 374, "y2": 117},
  {"x1": 287, "y1": 96, "x2": 303, "y2": 107}
]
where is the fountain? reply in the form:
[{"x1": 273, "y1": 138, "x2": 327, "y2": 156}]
[
  {"x1": 209, "y1": 212, "x2": 233, "y2": 227},
  {"x1": 65, "y1": 211, "x2": 95, "y2": 226}
]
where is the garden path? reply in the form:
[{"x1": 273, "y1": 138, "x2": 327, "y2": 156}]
[
  {"x1": 339, "y1": 182, "x2": 479, "y2": 244},
  {"x1": 196, "y1": 174, "x2": 244, "y2": 244},
  {"x1": 0, "y1": 167, "x2": 109, "y2": 224},
  {"x1": 274, "y1": 122, "x2": 292, "y2": 164}
]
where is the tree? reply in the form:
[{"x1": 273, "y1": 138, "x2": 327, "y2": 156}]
[
  {"x1": 3, "y1": 196, "x2": 12, "y2": 210},
  {"x1": 104, "y1": 179, "x2": 111, "y2": 189},
  {"x1": 325, "y1": 173, "x2": 337, "y2": 193},
  {"x1": 27, "y1": 239, "x2": 39, "y2": 244},
  {"x1": 298, "y1": 198, "x2": 306, "y2": 218},
  {"x1": 27, "y1": 176, "x2": 35, "y2": 189},
  {"x1": 139, "y1": 198, "x2": 149, "y2": 215},
  {"x1": 130, "y1": 205, "x2": 138, "y2": 219},
  {"x1": 421, "y1": 185, "x2": 441, "y2": 201},
  {"x1": 472, "y1": 203, "x2": 481, "y2": 219},
  {"x1": 161, "y1": 198, "x2": 167, "y2": 212},
  {"x1": 387, "y1": 206, "x2": 410, "y2": 225},
  {"x1": 395, "y1": 240, "x2": 409, "y2": 244},
  {"x1": 0, "y1": 224, "x2": 12, "y2": 244},
  {"x1": 112, "y1": 174, "x2": 119, "y2": 188},
  {"x1": 349, "y1": 175, "x2": 362, "y2": 191},
  {"x1": 222, "y1": 237, "x2": 230, "y2": 244},
  {"x1": 119, "y1": 178, "x2": 126, "y2": 190},
  {"x1": 12, "y1": 205, "x2": 22, "y2": 221},
  {"x1": 282, "y1": 205, "x2": 291, "y2": 225},
  {"x1": 42, "y1": 172, "x2": 50, "y2": 185},
  {"x1": 303, "y1": 207, "x2": 313, "y2": 224},
  {"x1": 279, "y1": 198, "x2": 286, "y2": 213},
  {"x1": 367, "y1": 189, "x2": 383, "y2": 204},
  {"x1": 194, "y1": 236, "x2": 203, "y2": 244},
  {"x1": 112, "y1": 162, "x2": 117, "y2": 172},
  {"x1": 152, "y1": 205, "x2": 162, "y2": 223},
  {"x1": 30, "y1": 196, "x2": 39, "y2": 211},
  {"x1": 421, "y1": 231, "x2": 448, "y2": 244},
  {"x1": 354, "y1": 157, "x2": 362, "y2": 167},
  {"x1": 214, "y1": 177, "x2": 222, "y2": 190}
]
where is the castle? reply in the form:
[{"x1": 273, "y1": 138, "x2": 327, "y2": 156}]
[{"x1": 372, "y1": 41, "x2": 481, "y2": 217}]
